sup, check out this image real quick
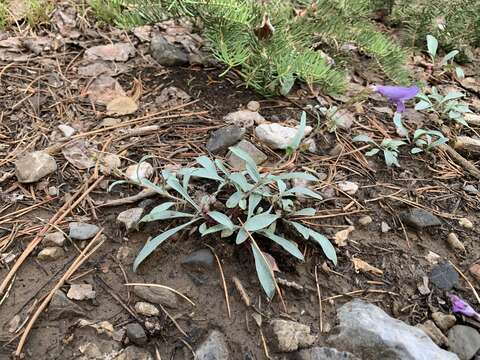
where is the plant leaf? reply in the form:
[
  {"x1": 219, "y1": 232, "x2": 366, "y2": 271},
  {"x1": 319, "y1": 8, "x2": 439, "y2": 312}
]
[
  {"x1": 393, "y1": 112, "x2": 408, "y2": 137},
  {"x1": 365, "y1": 148, "x2": 380, "y2": 156},
  {"x1": 273, "y1": 172, "x2": 318, "y2": 181},
  {"x1": 248, "y1": 193, "x2": 262, "y2": 219},
  {"x1": 426, "y1": 35, "x2": 438, "y2": 58},
  {"x1": 289, "y1": 221, "x2": 310, "y2": 239},
  {"x1": 292, "y1": 208, "x2": 316, "y2": 216},
  {"x1": 244, "y1": 213, "x2": 279, "y2": 232},
  {"x1": 229, "y1": 146, "x2": 257, "y2": 170},
  {"x1": 229, "y1": 173, "x2": 253, "y2": 192},
  {"x1": 201, "y1": 224, "x2": 228, "y2": 236},
  {"x1": 411, "y1": 147, "x2": 423, "y2": 154},
  {"x1": 310, "y1": 230, "x2": 337, "y2": 265},
  {"x1": 456, "y1": 67, "x2": 465, "y2": 79},
  {"x1": 226, "y1": 191, "x2": 242, "y2": 208},
  {"x1": 284, "y1": 187, "x2": 322, "y2": 200},
  {"x1": 441, "y1": 50, "x2": 459, "y2": 65},
  {"x1": 442, "y1": 92, "x2": 464, "y2": 103},
  {"x1": 166, "y1": 177, "x2": 198, "y2": 210},
  {"x1": 208, "y1": 211, "x2": 234, "y2": 230},
  {"x1": 108, "y1": 180, "x2": 130, "y2": 192},
  {"x1": 141, "y1": 210, "x2": 194, "y2": 222},
  {"x1": 134, "y1": 219, "x2": 198, "y2": 271},
  {"x1": 215, "y1": 159, "x2": 230, "y2": 176},
  {"x1": 236, "y1": 228, "x2": 248, "y2": 244},
  {"x1": 259, "y1": 230, "x2": 304, "y2": 260},
  {"x1": 251, "y1": 242, "x2": 276, "y2": 299},
  {"x1": 352, "y1": 134, "x2": 372, "y2": 143},
  {"x1": 383, "y1": 149, "x2": 400, "y2": 167},
  {"x1": 288, "y1": 111, "x2": 306, "y2": 150},
  {"x1": 415, "y1": 101, "x2": 432, "y2": 110}
]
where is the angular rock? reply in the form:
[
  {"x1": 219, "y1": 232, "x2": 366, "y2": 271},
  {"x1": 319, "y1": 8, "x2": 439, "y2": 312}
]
[
  {"x1": 69, "y1": 222, "x2": 100, "y2": 240},
  {"x1": 463, "y1": 184, "x2": 478, "y2": 195},
  {"x1": 195, "y1": 330, "x2": 230, "y2": 360},
  {"x1": 134, "y1": 285, "x2": 177, "y2": 308},
  {"x1": 135, "y1": 301, "x2": 159, "y2": 317},
  {"x1": 430, "y1": 262, "x2": 459, "y2": 290},
  {"x1": 48, "y1": 290, "x2": 86, "y2": 320},
  {"x1": 43, "y1": 232, "x2": 66, "y2": 247},
  {"x1": 337, "y1": 181, "x2": 359, "y2": 195},
  {"x1": 150, "y1": 35, "x2": 188, "y2": 66},
  {"x1": 84, "y1": 43, "x2": 135, "y2": 62},
  {"x1": 416, "y1": 320, "x2": 448, "y2": 346},
  {"x1": 15, "y1": 151, "x2": 57, "y2": 183},
  {"x1": 227, "y1": 140, "x2": 267, "y2": 170},
  {"x1": 459, "y1": 218, "x2": 473, "y2": 229},
  {"x1": 255, "y1": 123, "x2": 313, "y2": 150},
  {"x1": 86, "y1": 75, "x2": 126, "y2": 105},
  {"x1": 270, "y1": 319, "x2": 316, "y2": 352},
  {"x1": 79, "y1": 339, "x2": 121, "y2": 358},
  {"x1": 206, "y1": 125, "x2": 245, "y2": 154},
  {"x1": 399, "y1": 209, "x2": 441, "y2": 229},
  {"x1": 99, "y1": 153, "x2": 121, "y2": 175},
  {"x1": 133, "y1": 25, "x2": 152, "y2": 42},
  {"x1": 117, "y1": 208, "x2": 144, "y2": 231},
  {"x1": 223, "y1": 110, "x2": 265, "y2": 128},
  {"x1": 327, "y1": 300, "x2": 459, "y2": 360},
  {"x1": 470, "y1": 263, "x2": 480, "y2": 282},
  {"x1": 126, "y1": 322, "x2": 147, "y2": 345},
  {"x1": 58, "y1": 124, "x2": 75, "y2": 138},
  {"x1": 358, "y1": 216, "x2": 372, "y2": 226},
  {"x1": 289, "y1": 347, "x2": 360, "y2": 360},
  {"x1": 37, "y1": 246, "x2": 65, "y2": 261},
  {"x1": 67, "y1": 284, "x2": 96, "y2": 301},
  {"x1": 432, "y1": 312, "x2": 456, "y2": 332},
  {"x1": 117, "y1": 345, "x2": 153, "y2": 360},
  {"x1": 155, "y1": 86, "x2": 191, "y2": 108},
  {"x1": 125, "y1": 162, "x2": 154, "y2": 183},
  {"x1": 78, "y1": 61, "x2": 128, "y2": 77},
  {"x1": 448, "y1": 325, "x2": 480, "y2": 360}
]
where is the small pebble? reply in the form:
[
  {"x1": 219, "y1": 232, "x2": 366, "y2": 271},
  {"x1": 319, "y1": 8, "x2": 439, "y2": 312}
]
[
  {"x1": 135, "y1": 302, "x2": 159, "y2": 317},
  {"x1": 43, "y1": 232, "x2": 66, "y2": 247},
  {"x1": 381, "y1": 221, "x2": 391, "y2": 233},
  {"x1": 432, "y1": 312, "x2": 456, "y2": 332},
  {"x1": 247, "y1": 100, "x2": 260, "y2": 112},
  {"x1": 358, "y1": 216, "x2": 372, "y2": 226},
  {"x1": 337, "y1": 181, "x2": 359, "y2": 195},
  {"x1": 37, "y1": 246, "x2": 65, "y2": 261},
  {"x1": 459, "y1": 218, "x2": 473, "y2": 229},
  {"x1": 447, "y1": 232, "x2": 465, "y2": 252},
  {"x1": 67, "y1": 284, "x2": 96, "y2": 300},
  {"x1": 58, "y1": 124, "x2": 75, "y2": 138},
  {"x1": 48, "y1": 186, "x2": 58, "y2": 196},
  {"x1": 469, "y1": 263, "x2": 480, "y2": 282}
]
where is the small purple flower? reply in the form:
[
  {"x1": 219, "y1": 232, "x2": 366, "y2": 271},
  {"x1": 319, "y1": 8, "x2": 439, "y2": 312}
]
[
  {"x1": 449, "y1": 294, "x2": 480, "y2": 321},
  {"x1": 370, "y1": 85, "x2": 420, "y2": 113}
]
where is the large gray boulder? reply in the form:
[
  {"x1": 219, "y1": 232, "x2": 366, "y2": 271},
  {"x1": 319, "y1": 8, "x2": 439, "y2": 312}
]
[{"x1": 328, "y1": 300, "x2": 459, "y2": 360}]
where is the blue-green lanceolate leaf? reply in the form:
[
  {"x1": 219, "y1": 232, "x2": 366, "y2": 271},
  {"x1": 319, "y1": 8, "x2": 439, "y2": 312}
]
[
  {"x1": 289, "y1": 221, "x2": 311, "y2": 239},
  {"x1": 236, "y1": 228, "x2": 248, "y2": 244},
  {"x1": 310, "y1": 230, "x2": 337, "y2": 265},
  {"x1": 259, "y1": 230, "x2": 304, "y2": 260},
  {"x1": 273, "y1": 172, "x2": 318, "y2": 181},
  {"x1": 141, "y1": 209, "x2": 194, "y2": 222},
  {"x1": 167, "y1": 176, "x2": 198, "y2": 210},
  {"x1": 229, "y1": 173, "x2": 253, "y2": 192},
  {"x1": 248, "y1": 193, "x2": 262, "y2": 219},
  {"x1": 292, "y1": 208, "x2": 316, "y2": 216},
  {"x1": 226, "y1": 191, "x2": 242, "y2": 208},
  {"x1": 208, "y1": 211, "x2": 234, "y2": 230},
  {"x1": 288, "y1": 111, "x2": 307, "y2": 150},
  {"x1": 244, "y1": 213, "x2": 279, "y2": 232},
  {"x1": 284, "y1": 186, "x2": 322, "y2": 200},
  {"x1": 251, "y1": 243, "x2": 276, "y2": 299},
  {"x1": 134, "y1": 219, "x2": 198, "y2": 271}
]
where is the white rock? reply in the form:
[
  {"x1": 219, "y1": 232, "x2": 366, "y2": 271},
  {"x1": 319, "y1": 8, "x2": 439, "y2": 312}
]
[
  {"x1": 37, "y1": 246, "x2": 65, "y2": 261},
  {"x1": 358, "y1": 216, "x2": 372, "y2": 226},
  {"x1": 43, "y1": 232, "x2": 66, "y2": 247},
  {"x1": 338, "y1": 181, "x2": 359, "y2": 195},
  {"x1": 224, "y1": 110, "x2": 265, "y2": 128},
  {"x1": 117, "y1": 208, "x2": 144, "y2": 231},
  {"x1": 58, "y1": 124, "x2": 75, "y2": 138},
  {"x1": 459, "y1": 218, "x2": 473, "y2": 229},
  {"x1": 67, "y1": 284, "x2": 96, "y2": 300},
  {"x1": 381, "y1": 221, "x2": 391, "y2": 233},
  {"x1": 247, "y1": 101, "x2": 260, "y2": 112},
  {"x1": 126, "y1": 162, "x2": 154, "y2": 183},
  {"x1": 255, "y1": 123, "x2": 313, "y2": 149},
  {"x1": 15, "y1": 151, "x2": 57, "y2": 183},
  {"x1": 48, "y1": 186, "x2": 58, "y2": 196},
  {"x1": 135, "y1": 301, "x2": 159, "y2": 316}
]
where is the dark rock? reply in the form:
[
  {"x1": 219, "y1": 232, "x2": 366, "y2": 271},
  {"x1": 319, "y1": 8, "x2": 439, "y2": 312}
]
[
  {"x1": 195, "y1": 330, "x2": 230, "y2": 360},
  {"x1": 227, "y1": 140, "x2": 267, "y2": 170},
  {"x1": 48, "y1": 290, "x2": 86, "y2": 320},
  {"x1": 126, "y1": 322, "x2": 147, "y2": 345},
  {"x1": 134, "y1": 285, "x2": 178, "y2": 308},
  {"x1": 430, "y1": 262, "x2": 459, "y2": 290},
  {"x1": 327, "y1": 299, "x2": 459, "y2": 360},
  {"x1": 287, "y1": 346, "x2": 360, "y2": 359},
  {"x1": 448, "y1": 325, "x2": 480, "y2": 360},
  {"x1": 150, "y1": 34, "x2": 188, "y2": 66},
  {"x1": 117, "y1": 345, "x2": 153, "y2": 360},
  {"x1": 399, "y1": 208, "x2": 442, "y2": 229},
  {"x1": 69, "y1": 222, "x2": 100, "y2": 240},
  {"x1": 206, "y1": 125, "x2": 245, "y2": 154}
]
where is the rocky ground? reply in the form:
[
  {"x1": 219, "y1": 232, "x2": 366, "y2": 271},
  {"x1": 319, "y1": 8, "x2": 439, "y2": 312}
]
[{"x1": 1, "y1": 2, "x2": 480, "y2": 360}]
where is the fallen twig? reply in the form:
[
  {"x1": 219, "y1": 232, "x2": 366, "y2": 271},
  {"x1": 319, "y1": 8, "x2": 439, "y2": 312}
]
[{"x1": 439, "y1": 144, "x2": 480, "y2": 179}]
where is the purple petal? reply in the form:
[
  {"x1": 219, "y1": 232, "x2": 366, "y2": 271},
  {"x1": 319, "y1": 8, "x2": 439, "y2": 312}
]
[
  {"x1": 371, "y1": 85, "x2": 420, "y2": 102},
  {"x1": 449, "y1": 294, "x2": 480, "y2": 320},
  {"x1": 395, "y1": 101, "x2": 406, "y2": 113}
]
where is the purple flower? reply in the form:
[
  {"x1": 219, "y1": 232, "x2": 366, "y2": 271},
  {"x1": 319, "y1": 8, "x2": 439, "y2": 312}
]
[
  {"x1": 449, "y1": 294, "x2": 480, "y2": 321},
  {"x1": 370, "y1": 85, "x2": 420, "y2": 113}
]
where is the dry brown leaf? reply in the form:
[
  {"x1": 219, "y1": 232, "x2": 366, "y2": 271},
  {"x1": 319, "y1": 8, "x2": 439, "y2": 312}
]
[
  {"x1": 263, "y1": 251, "x2": 280, "y2": 272},
  {"x1": 334, "y1": 226, "x2": 354, "y2": 247},
  {"x1": 106, "y1": 96, "x2": 138, "y2": 116},
  {"x1": 352, "y1": 257, "x2": 383, "y2": 276},
  {"x1": 85, "y1": 75, "x2": 126, "y2": 105},
  {"x1": 61, "y1": 140, "x2": 95, "y2": 169}
]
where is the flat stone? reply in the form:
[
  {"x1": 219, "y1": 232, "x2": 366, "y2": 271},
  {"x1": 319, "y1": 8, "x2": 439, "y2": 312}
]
[
  {"x1": 255, "y1": 123, "x2": 313, "y2": 150},
  {"x1": 463, "y1": 184, "x2": 478, "y2": 195},
  {"x1": 289, "y1": 346, "x2": 360, "y2": 360},
  {"x1": 117, "y1": 345, "x2": 153, "y2": 360},
  {"x1": 448, "y1": 325, "x2": 480, "y2": 360},
  {"x1": 459, "y1": 218, "x2": 473, "y2": 229},
  {"x1": 223, "y1": 110, "x2": 265, "y2": 128},
  {"x1": 358, "y1": 216, "x2": 372, "y2": 226},
  {"x1": 67, "y1": 284, "x2": 96, "y2": 301},
  {"x1": 84, "y1": 43, "x2": 135, "y2": 62},
  {"x1": 150, "y1": 34, "x2": 188, "y2": 66},
  {"x1": 227, "y1": 140, "x2": 267, "y2": 170},
  {"x1": 135, "y1": 301, "x2": 159, "y2": 317},
  {"x1": 337, "y1": 181, "x2": 359, "y2": 195},
  {"x1": 469, "y1": 264, "x2": 480, "y2": 282},
  {"x1": 126, "y1": 322, "x2": 147, "y2": 345},
  {"x1": 432, "y1": 312, "x2": 456, "y2": 332},
  {"x1": 416, "y1": 320, "x2": 448, "y2": 346},
  {"x1": 247, "y1": 101, "x2": 260, "y2": 112},
  {"x1": 270, "y1": 319, "x2": 316, "y2": 352},
  {"x1": 327, "y1": 299, "x2": 459, "y2": 360},
  {"x1": 400, "y1": 208, "x2": 441, "y2": 229},
  {"x1": 430, "y1": 262, "x2": 459, "y2": 290},
  {"x1": 15, "y1": 151, "x2": 57, "y2": 183},
  {"x1": 117, "y1": 208, "x2": 144, "y2": 231},
  {"x1": 58, "y1": 124, "x2": 75, "y2": 138},
  {"x1": 195, "y1": 330, "x2": 230, "y2": 360},
  {"x1": 48, "y1": 290, "x2": 86, "y2": 320},
  {"x1": 37, "y1": 246, "x2": 65, "y2": 261},
  {"x1": 134, "y1": 285, "x2": 178, "y2": 308},
  {"x1": 206, "y1": 125, "x2": 245, "y2": 154},
  {"x1": 69, "y1": 222, "x2": 100, "y2": 240},
  {"x1": 43, "y1": 232, "x2": 66, "y2": 247}
]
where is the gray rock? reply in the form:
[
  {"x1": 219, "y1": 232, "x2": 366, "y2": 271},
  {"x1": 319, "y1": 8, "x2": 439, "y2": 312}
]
[
  {"x1": 432, "y1": 312, "x2": 456, "y2": 332},
  {"x1": 400, "y1": 209, "x2": 442, "y2": 229},
  {"x1": 43, "y1": 231, "x2": 66, "y2": 247},
  {"x1": 206, "y1": 125, "x2": 245, "y2": 154},
  {"x1": 416, "y1": 320, "x2": 448, "y2": 346},
  {"x1": 135, "y1": 301, "x2": 159, "y2": 317},
  {"x1": 288, "y1": 346, "x2": 360, "y2": 360},
  {"x1": 448, "y1": 325, "x2": 480, "y2": 360},
  {"x1": 126, "y1": 322, "x2": 147, "y2": 345},
  {"x1": 223, "y1": 110, "x2": 265, "y2": 128},
  {"x1": 15, "y1": 151, "x2": 57, "y2": 183},
  {"x1": 195, "y1": 330, "x2": 230, "y2": 360},
  {"x1": 117, "y1": 208, "x2": 144, "y2": 231},
  {"x1": 37, "y1": 246, "x2": 65, "y2": 261},
  {"x1": 150, "y1": 34, "x2": 188, "y2": 66},
  {"x1": 134, "y1": 285, "x2": 177, "y2": 308},
  {"x1": 48, "y1": 290, "x2": 86, "y2": 320},
  {"x1": 270, "y1": 319, "x2": 316, "y2": 352},
  {"x1": 328, "y1": 299, "x2": 459, "y2": 360},
  {"x1": 463, "y1": 184, "x2": 478, "y2": 195},
  {"x1": 79, "y1": 340, "x2": 121, "y2": 358},
  {"x1": 117, "y1": 345, "x2": 153, "y2": 360},
  {"x1": 58, "y1": 124, "x2": 75, "y2": 138},
  {"x1": 69, "y1": 222, "x2": 100, "y2": 240},
  {"x1": 227, "y1": 140, "x2": 267, "y2": 170},
  {"x1": 67, "y1": 284, "x2": 96, "y2": 300},
  {"x1": 430, "y1": 262, "x2": 459, "y2": 290}
]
